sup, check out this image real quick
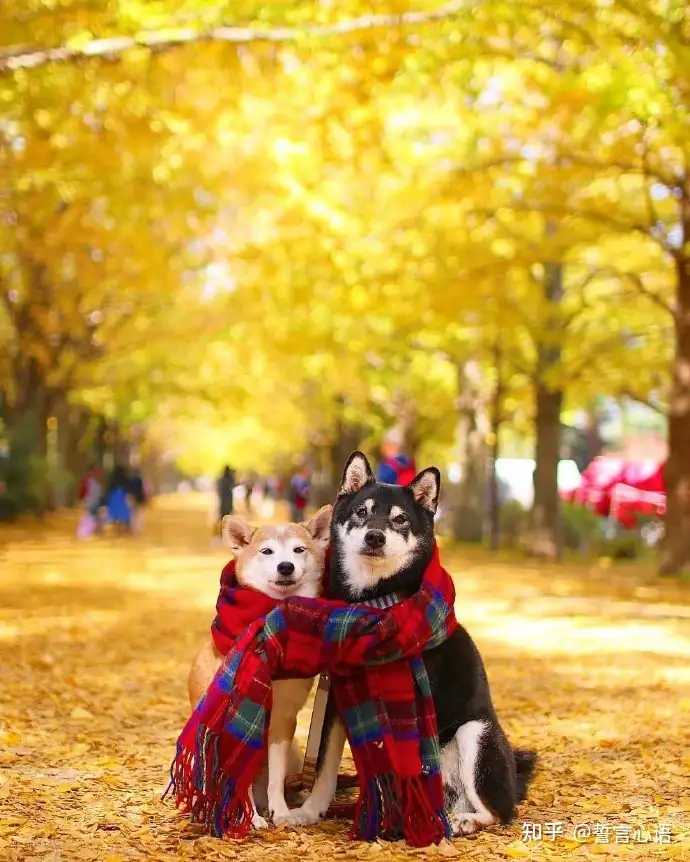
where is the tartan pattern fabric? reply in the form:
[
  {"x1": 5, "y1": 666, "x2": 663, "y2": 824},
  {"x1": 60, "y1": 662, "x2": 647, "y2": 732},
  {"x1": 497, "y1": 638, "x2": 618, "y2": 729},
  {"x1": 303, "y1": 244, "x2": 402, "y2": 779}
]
[
  {"x1": 211, "y1": 560, "x2": 280, "y2": 655},
  {"x1": 168, "y1": 544, "x2": 457, "y2": 847}
]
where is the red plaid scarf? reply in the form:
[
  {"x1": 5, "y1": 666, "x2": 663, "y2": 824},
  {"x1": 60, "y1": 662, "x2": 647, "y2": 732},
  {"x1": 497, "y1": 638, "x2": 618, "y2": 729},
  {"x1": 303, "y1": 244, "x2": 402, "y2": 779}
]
[
  {"x1": 211, "y1": 560, "x2": 279, "y2": 655},
  {"x1": 168, "y1": 545, "x2": 457, "y2": 846}
]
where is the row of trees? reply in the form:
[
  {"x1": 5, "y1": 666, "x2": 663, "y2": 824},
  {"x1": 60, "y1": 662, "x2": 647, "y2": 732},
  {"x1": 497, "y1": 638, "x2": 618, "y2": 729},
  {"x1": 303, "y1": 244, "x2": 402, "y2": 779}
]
[{"x1": 1, "y1": 1, "x2": 688, "y2": 571}]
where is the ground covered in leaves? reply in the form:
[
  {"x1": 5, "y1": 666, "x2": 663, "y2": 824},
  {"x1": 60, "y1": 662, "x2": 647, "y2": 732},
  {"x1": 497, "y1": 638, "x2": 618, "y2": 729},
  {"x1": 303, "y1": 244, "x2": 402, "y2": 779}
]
[{"x1": 1, "y1": 495, "x2": 689, "y2": 862}]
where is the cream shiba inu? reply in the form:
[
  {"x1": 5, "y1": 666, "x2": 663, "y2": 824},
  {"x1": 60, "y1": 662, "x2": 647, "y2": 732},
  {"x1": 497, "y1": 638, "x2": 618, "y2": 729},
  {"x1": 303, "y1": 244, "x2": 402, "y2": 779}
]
[{"x1": 188, "y1": 505, "x2": 332, "y2": 828}]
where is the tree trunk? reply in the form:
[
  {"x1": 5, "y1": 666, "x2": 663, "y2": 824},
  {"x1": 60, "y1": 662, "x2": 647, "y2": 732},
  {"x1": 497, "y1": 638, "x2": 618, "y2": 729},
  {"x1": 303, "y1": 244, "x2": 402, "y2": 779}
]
[
  {"x1": 2, "y1": 387, "x2": 51, "y2": 517},
  {"x1": 63, "y1": 407, "x2": 92, "y2": 505},
  {"x1": 528, "y1": 385, "x2": 564, "y2": 559},
  {"x1": 396, "y1": 398, "x2": 421, "y2": 462},
  {"x1": 402, "y1": 416, "x2": 422, "y2": 464},
  {"x1": 660, "y1": 248, "x2": 690, "y2": 574},
  {"x1": 5, "y1": 363, "x2": 53, "y2": 513},
  {"x1": 111, "y1": 421, "x2": 131, "y2": 467},
  {"x1": 584, "y1": 407, "x2": 604, "y2": 467},
  {"x1": 487, "y1": 342, "x2": 503, "y2": 552},
  {"x1": 94, "y1": 416, "x2": 108, "y2": 468},
  {"x1": 452, "y1": 360, "x2": 488, "y2": 543},
  {"x1": 146, "y1": 452, "x2": 163, "y2": 496},
  {"x1": 315, "y1": 397, "x2": 366, "y2": 504},
  {"x1": 526, "y1": 262, "x2": 564, "y2": 560}
]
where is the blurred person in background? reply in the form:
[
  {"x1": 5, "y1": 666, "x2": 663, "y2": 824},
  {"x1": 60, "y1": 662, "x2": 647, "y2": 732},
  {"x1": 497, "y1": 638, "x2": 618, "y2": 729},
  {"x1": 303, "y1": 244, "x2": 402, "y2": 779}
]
[
  {"x1": 261, "y1": 475, "x2": 278, "y2": 519},
  {"x1": 243, "y1": 472, "x2": 255, "y2": 515},
  {"x1": 79, "y1": 464, "x2": 103, "y2": 517},
  {"x1": 128, "y1": 463, "x2": 147, "y2": 534},
  {"x1": 376, "y1": 428, "x2": 417, "y2": 485},
  {"x1": 216, "y1": 465, "x2": 236, "y2": 532},
  {"x1": 76, "y1": 464, "x2": 103, "y2": 538},
  {"x1": 288, "y1": 465, "x2": 310, "y2": 523},
  {"x1": 105, "y1": 464, "x2": 132, "y2": 533}
]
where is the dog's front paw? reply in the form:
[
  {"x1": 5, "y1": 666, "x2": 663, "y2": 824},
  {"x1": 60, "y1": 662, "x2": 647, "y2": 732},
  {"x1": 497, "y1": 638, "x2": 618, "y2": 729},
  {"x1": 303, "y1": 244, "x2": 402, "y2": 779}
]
[
  {"x1": 449, "y1": 813, "x2": 485, "y2": 837},
  {"x1": 252, "y1": 812, "x2": 270, "y2": 830},
  {"x1": 269, "y1": 804, "x2": 292, "y2": 828},
  {"x1": 275, "y1": 804, "x2": 322, "y2": 828},
  {"x1": 271, "y1": 811, "x2": 294, "y2": 828}
]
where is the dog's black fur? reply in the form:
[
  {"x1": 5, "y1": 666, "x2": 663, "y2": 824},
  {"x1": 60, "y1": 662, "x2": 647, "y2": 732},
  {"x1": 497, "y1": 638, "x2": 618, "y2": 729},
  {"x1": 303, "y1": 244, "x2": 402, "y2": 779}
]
[{"x1": 315, "y1": 451, "x2": 536, "y2": 833}]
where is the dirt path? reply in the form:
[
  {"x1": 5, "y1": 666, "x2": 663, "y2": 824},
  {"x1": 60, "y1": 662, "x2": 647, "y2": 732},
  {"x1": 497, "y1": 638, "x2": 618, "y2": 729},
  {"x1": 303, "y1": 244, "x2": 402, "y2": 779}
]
[{"x1": 1, "y1": 496, "x2": 688, "y2": 861}]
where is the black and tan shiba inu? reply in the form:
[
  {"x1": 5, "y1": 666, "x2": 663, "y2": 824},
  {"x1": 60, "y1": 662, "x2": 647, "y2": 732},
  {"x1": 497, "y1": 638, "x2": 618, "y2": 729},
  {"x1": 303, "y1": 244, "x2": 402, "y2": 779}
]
[{"x1": 284, "y1": 452, "x2": 536, "y2": 836}]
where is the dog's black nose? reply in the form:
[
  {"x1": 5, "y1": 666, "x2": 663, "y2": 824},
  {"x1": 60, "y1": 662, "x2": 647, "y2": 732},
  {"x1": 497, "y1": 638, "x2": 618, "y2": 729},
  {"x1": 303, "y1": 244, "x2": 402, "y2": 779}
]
[
  {"x1": 364, "y1": 530, "x2": 386, "y2": 549},
  {"x1": 277, "y1": 561, "x2": 295, "y2": 577}
]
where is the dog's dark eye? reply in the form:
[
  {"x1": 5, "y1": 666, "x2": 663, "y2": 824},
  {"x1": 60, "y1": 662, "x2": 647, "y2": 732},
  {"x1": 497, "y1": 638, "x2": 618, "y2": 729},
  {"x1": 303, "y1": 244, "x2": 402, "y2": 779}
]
[
  {"x1": 355, "y1": 506, "x2": 368, "y2": 518},
  {"x1": 294, "y1": 546, "x2": 306, "y2": 554},
  {"x1": 260, "y1": 548, "x2": 274, "y2": 555},
  {"x1": 392, "y1": 514, "x2": 408, "y2": 526}
]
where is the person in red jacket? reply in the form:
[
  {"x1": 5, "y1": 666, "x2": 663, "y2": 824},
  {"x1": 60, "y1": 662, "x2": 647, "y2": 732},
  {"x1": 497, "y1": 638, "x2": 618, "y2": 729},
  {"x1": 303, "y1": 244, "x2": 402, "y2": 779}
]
[
  {"x1": 376, "y1": 429, "x2": 417, "y2": 485},
  {"x1": 288, "y1": 465, "x2": 311, "y2": 523}
]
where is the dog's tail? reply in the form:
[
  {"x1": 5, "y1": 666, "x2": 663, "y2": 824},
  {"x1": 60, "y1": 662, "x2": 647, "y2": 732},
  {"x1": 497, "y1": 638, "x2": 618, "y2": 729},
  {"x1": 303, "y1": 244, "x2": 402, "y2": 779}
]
[{"x1": 514, "y1": 749, "x2": 538, "y2": 802}]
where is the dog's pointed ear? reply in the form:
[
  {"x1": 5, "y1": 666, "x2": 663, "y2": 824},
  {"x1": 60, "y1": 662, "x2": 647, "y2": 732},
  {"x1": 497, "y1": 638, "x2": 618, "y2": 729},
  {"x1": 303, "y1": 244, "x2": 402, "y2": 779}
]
[
  {"x1": 221, "y1": 516, "x2": 254, "y2": 555},
  {"x1": 406, "y1": 467, "x2": 441, "y2": 514},
  {"x1": 337, "y1": 451, "x2": 375, "y2": 498},
  {"x1": 305, "y1": 504, "x2": 332, "y2": 548}
]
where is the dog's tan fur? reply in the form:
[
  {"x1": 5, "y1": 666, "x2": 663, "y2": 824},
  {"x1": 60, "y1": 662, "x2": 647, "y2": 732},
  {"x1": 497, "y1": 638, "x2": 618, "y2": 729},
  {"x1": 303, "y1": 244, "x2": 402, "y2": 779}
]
[{"x1": 187, "y1": 505, "x2": 332, "y2": 828}]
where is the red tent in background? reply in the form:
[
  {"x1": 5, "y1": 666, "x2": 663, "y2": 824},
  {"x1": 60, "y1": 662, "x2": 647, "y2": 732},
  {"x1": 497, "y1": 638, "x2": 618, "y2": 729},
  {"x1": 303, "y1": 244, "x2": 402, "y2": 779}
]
[
  {"x1": 567, "y1": 457, "x2": 666, "y2": 526},
  {"x1": 571, "y1": 457, "x2": 626, "y2": 515},
  {"x1": 609, "y1": 483, "x2": 666, "y2": 527},
  {"x1": 621, "y1": 461, "x2": 664, "y2": 493}
]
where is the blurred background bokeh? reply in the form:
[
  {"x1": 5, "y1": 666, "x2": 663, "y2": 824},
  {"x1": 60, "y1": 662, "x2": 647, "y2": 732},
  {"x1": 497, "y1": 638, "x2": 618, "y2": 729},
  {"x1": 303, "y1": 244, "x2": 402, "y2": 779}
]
[{"x1": 1, "y1": 1, "x2": 688, "y2": 573}]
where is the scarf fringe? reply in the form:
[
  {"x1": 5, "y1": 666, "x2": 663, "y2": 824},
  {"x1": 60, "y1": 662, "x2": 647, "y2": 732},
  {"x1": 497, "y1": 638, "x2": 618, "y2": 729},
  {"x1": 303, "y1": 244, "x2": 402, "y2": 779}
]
[
  {"x1": 166, "y1": 731, "x2": 258, "y2": 839},
  {"x1": 402, "y1": 775, "x2": 451, "y2": 846},
  {"x1": 351, "y1": 774, "x2": 449, "y2": 846}
]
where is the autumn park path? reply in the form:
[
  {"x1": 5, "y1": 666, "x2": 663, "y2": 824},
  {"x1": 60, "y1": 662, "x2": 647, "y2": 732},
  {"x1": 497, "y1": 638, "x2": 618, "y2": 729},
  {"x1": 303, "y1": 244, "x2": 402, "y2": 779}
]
[{"x1": 1, "y1": 495, "x2": 689, "y2": 862}]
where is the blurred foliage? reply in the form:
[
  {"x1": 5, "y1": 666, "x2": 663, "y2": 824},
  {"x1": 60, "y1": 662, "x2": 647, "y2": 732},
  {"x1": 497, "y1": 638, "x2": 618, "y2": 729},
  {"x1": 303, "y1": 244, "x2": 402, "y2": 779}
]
[
  {"x1": 498, "y1": 498, "x2": 528, "y2": 550},
  {"x1": 0, "y1": 412, "x2": 49, "y2": 518},
  {"x1": 561, "y1": 502, "x2": 602, "y2": 553},
  {"x1": 0, "y1": 0, "x2": 686, "y2": 481},
  {"x1": 593, "y1": 531, "x2": 645, "y2": 561}
]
